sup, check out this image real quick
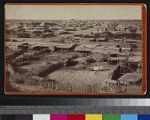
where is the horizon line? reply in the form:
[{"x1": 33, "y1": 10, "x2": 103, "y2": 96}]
[{"x1": 6, "y1": 18, "x2": 141, "y2": 21}]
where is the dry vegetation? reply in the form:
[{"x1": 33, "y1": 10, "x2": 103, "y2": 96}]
[{"x1": 6, "y1": 19, "x2": 142, "y2": 94}]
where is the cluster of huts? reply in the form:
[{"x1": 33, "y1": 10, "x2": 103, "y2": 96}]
[
  {"x1": 6, "y1": 20, "x2": 141, "y2": 41},
  {"x1": 12, "y1": 36, "x2": 142, "y2": 70},
  {"x1": 6, "y1": 20, "x2": 142, "y2": 93}
]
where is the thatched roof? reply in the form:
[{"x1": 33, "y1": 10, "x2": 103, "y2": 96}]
[
  {"x1": 30, "y1": 43, "x2": 52, "y2": 48},
  {"x1": 91, "y1": 31, "x2": 100, "y2": 34},
  {"x1": 92, "y1": 48, "x2": 106, "y2": 53},
  {"x1": 118, "y1": 73, "x2": 142, "y2": 83},
  {"x1": 74, "y1": 44, "x2": 99, "y2": 52},
  {"x1": 92, "y1": 46, "x2": 119, "y2": 54},
  {"x1": 47, "y1": 70, "x2": 111, "y2": 85},
  {"x1": 114, "y1": 38, "x2": 123, "y2": 41},
  {"x1": 105, "y1": 79, "x2": 118, "y2": 84},
  {"x1": 126, "y1": 39, "x2": 142, "y2": 43},
  {"x1": 109, "y1": 57, "x2": 126, "y2": 61},
  {"x1": 55, "y1": 44, "x2": 76, "y2": 49},
  {"x1": 97, "y1": 38, "x2": 107, "y2": 41},
  {"x1": 74, "y1": 46, "x2": 92, "y2": 52},
  {"x1": 128, "y1": 56, "x2": 142, "y2": 63}
]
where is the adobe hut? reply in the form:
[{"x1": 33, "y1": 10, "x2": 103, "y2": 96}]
[
  {"x1": 73, "y1": 37, "x2": 81, "y2": 42},
  {"x1": 18, "y1": 43, "x2": 28, "y2": 51},
  {"x1": 74, "y1": 46, "x2": 92, "y2": 56},
  {"x1": 118, "y1": 72, "x2": 142, "y2": 85},
  {"x1": 108, "y1": 57, "x2": 127, "y2": 65},
  {"x1": 73, "y1": 33, "x2": 83, "y2": 37},
  {"x1": 96, "y1": 37, "x2": 108, "y2": 42},
  {"x1": 54, "y1": 44, "x2": 76, "y2": 52},
  {"x1": 127, "y1": 56, "x2": 142, "y2": 72},
  {"x1": 74, "y1": 44, "x2": 98, "y2": 56},
  {"x1": 32, "y1": 45, "x2": 49, "y2": 51},
  {"x1": 126, "y1": 39, "x2": 141, "y2": 43},
  {"x1": 114, "y1": 38, "x2": 123, "y2": 43}
]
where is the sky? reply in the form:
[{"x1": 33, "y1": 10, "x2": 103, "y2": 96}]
[{"x1": 5, "y1": 5, "x2": 142, "y2": 20}]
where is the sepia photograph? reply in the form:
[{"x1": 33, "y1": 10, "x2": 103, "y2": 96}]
[{"x1": 4, "y1": 4, "x2": 146, "y2": 94}]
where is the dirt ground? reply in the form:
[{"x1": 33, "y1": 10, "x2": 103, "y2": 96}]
[{"x1": 5, "y1": 20, "x2": 142, "y2": 93}]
